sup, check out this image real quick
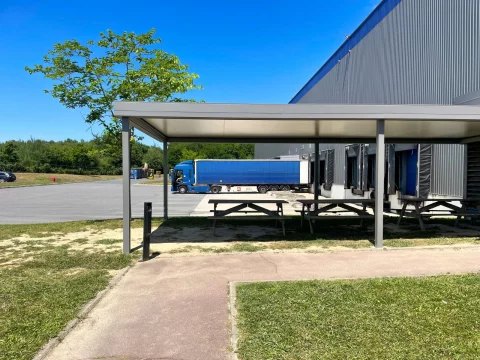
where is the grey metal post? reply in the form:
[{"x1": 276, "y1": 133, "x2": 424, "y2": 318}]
[
  {"x1": 163, "y1": 140, "x2": 168, "y2": 220},
  {"x1": 314, "y1": 142, "x2": 320, "y2": 211},
  {"x1": 375, "y1": 120, "x2": 385, "y2": 248},
  {"x1": 122, "y1": 117, "x2": 131, "y2": 254},
  {"x1": 142, "y1": 202, "x2": 152, "y2": 261}
]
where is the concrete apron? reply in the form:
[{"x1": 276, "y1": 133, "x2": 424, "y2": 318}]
[{"x1": 45, "y1": 248, "x2": 480, "y2": 360}]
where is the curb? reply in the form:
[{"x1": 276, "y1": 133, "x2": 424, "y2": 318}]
[
  {"x1": 229, "y1": 281, "x2": 239, "y2": 360},
  {"x1": 0, "y1": 183, "x2": 60, "y2": 189},
  {"x1": 155, "y1": 243, "x2": 480, "y2": 259},
  {"x1": 0, "y1": 179, "x2": 122, "y2": 190},
  {"x1": 32, "y1": 266, "x2": 132, "y2": 360}
]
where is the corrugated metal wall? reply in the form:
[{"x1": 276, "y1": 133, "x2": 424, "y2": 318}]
[
  {"x1": 297, "y1": 0, "x2": 480, "y2": 105},
  {"x1": 431, "y1": 144, "x2": 465, "y2": 197},
  {"x1": 255, "y1": 0, "x2": 480, "y2": 196}
]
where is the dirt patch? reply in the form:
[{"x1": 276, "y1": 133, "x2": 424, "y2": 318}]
[
  {"x1": 151, "y1": 225, "x2": 279, "y2": 243},
  {"x1": 64, "y1": 268, "x2": 87, "y2": 276}
]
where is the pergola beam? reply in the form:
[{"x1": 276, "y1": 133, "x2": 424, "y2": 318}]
[
  {"x1": 166, "y1": 137, "x2": 465, "y2": 145},
  {"x1": 130, "y1": 118, "x2": 167, "y2": 142}
]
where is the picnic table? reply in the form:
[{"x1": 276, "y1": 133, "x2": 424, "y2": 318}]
[
  {"x1": 297, "y1": 199, "x2": 376, "y2": 234},
  {"x1": 397, "y1": 196, "x2": 480, "y2": 230},
  {"x1": 208, "y1": 199, "x2": 291, "y2": 235}
]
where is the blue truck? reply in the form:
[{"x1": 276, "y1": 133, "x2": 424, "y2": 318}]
[{"x1": 171, "y1": 159, "x2": 310, "y2": 194}]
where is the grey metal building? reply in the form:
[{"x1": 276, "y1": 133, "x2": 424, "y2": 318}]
[{"x1": 255, "y1": 0, "x2": 480, "y2": 208}]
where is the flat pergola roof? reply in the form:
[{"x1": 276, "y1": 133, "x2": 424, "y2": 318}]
[
  {"x1": 117, "y1": 101, "x2": 480, "y2": 254},
  {"x1": 113, "y1": 102, "x2": 480, "y2": 143}
]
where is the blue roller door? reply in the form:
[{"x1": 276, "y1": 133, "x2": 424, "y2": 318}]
[{"x1": 406, "y1": 149, "x2": 418, "y2": 196}]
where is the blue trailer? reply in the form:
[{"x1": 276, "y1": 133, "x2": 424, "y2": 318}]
[{"x1": 171, "y1": 159, "x2": 310, "y2": 194}]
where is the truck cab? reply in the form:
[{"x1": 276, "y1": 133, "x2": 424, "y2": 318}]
[{"x1": 171, "y1": 160, "x2": 194, "y2": 193}]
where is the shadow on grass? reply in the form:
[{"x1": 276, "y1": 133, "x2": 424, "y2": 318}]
[{"x1": 149, "y1": 216, "x2": 480, "y2": 246}]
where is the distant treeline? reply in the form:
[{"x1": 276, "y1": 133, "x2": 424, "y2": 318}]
[{"x1": 0, "y1": 138, "x2": 254, "y2": 175}]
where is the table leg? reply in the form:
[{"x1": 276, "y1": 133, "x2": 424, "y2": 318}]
[
  {"x1": 397, "y1": 201, "x2": 408, "y2": 226},
  {"x1": 360, "y1": 204, "x2": 367, "y2": 228},
  {"x1": 414, "y1": 203, "x2": 425, "y2": 231},
  {"x1": 301, "y1": 204, "x2": 305, "y2": 227},
  {"x1": 275, "y1": 204, "x2": 279, "y2": 228},
  {"x1": 455, "y1": 203, "x2": 467, "y2": 227},
  {"x1": 212, "y1": 204, "x2": 218, "y2": 236},
  {"x1": 308, "y1": 217, "x2": 314, "y2": 234},
  {"x1": 282, "y1": 220, "x2": 286, "y2": 236}
]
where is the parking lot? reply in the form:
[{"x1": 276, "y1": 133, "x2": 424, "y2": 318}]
[{"x1": 0, "y1": 180, "x2": 205, "y2": 224}]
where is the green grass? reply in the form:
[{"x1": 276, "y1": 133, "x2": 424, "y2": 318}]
[
  {"x1": 95, "y1": 238, "x2": 122, "y2": 245},
  {"x1": 0, "y1": 173, "x2": 120, "y2": 188},
  {"x1": 236, "y1": 275, "x2": 480, "y2": 360},
  {"x1": 0, "y1": 218, "x2": 163, "y2": 241},
  {"x1": 0, "y1": 247, "x2": 134, "y2": 360},
  {"x1": 137, "y1": 179, "x2": 171, "y2": 185},
  {"x1": 158, "y1": 216, "x2": 479, "y2": 254},
  {"x1": 71, "y1": 238, "x2": 89, "y2": 244},
  {"x1": 1, "y1": 216, "x2": 479, "y2": 255}
]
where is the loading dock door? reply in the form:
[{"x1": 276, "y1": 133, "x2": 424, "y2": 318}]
[
  {"x1": 467, "y1": 142, "x2": 480, "y2": 198},
  {"x1": 406, "y1": 149, "x2": 418, "y2": 196}
]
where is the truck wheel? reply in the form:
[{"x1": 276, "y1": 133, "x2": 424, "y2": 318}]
[
  {"x1": 211, "y1": 186, "x2": 220, "y2": 194},
  {"x1": 178, "y1": 186, "x2": 188, "y2": 194},
  {"x1": 270, "y1": 185, "x2": 279, "y2": 191},
  {"x1": 258, "y1": 185, "x2": 268, "y2": 194},
  {"x1": 280, "y1": 185, "x2": 290, "y2": 191}
]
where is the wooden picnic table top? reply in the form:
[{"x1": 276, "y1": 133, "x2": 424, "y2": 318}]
[
  {"x1": 297, "y1": 199, "x2": 375, "y2": 205},
  {"x1": 208, "y1": 199, "x2": 288, "y2": 204},
  {"x1": 399, "y1": 197, "x2": 480, "y2": 203}
]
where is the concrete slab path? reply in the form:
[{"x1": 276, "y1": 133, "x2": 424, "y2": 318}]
[
  {"x1": 46, "y1": 247, "x2": 480, "y2": 360},
  {"x1": 190, "y1": 191, "x2": 315, "y2": 217}
]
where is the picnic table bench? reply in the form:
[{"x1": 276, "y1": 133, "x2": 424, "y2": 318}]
[
  {"x1": 208, "y1": 199, "x2": 291, "y2": 235},
  {"x1": 297, "y1": 199, "x2": 376, "y2": 234},
  {"x1": 397, "y1": 196, "x2": 480, "y2": 230}
]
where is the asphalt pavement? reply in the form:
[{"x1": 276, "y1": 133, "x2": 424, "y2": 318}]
[{"x1": 0, "y1": 180, "x2": 205, "y2": 224}]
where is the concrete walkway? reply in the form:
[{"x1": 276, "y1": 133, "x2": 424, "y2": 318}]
[
  {"x1": 46, "y1": 247, "x2": 480, "y2": 360},
  {"x1": 190, "y1": 191, "x2": 314, "y2": 216}
]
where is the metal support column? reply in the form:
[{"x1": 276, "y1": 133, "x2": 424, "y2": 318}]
[
  {"x1": 163, "y1": 140, "x2": 168, "y2": 220},
  {"x1": 314, "y1": 142, "x2": 320, "y2": 211},
  {"x1": 375, "y1": 120, "x2": 385, "y2": 249},
  {"x1": 122, "y1": 117, "x2": 131, "y2": 254}
]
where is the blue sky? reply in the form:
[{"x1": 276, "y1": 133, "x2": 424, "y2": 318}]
[{"x1": 0, "y1": 0, "x2": 379, "y2": 142}]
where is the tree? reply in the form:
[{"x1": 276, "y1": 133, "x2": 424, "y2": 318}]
[
  {"x1": 180, "y1": 148, "x2": 207, "y2": 163},
  {"x1": 25, "y1": 28, "x2": 201, "y2": 144},
  {"x1": 0, "y1": 141, "x2": 19, "y2": 169},
  {"x1": 143, "y1": 146, "x2": 164, "y2": 171}
]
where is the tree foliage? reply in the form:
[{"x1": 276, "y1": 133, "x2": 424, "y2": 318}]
[
  {"x1": 143, "y1": 146, "x2": 164, "y2": 170},
  {"x1": 25, "y1": 28, "x2": 201, "y2": 142},
  {"x1": 167, "y1": 143, "x2": 254, "y2": 165},
  {"x1": 0, "y1": 139, "x2": 254, "y2": 174},
  {"x1": 0, "y1": 141, "x2": 19, "y2": 166}
]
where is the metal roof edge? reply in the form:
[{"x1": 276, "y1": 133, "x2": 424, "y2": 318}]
[{"x1": 289, "y1": 0, "x2": 403, "y2": 104}]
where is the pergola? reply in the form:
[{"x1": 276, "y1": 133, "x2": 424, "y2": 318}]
[{"x1": 113, "y1": 102, "x2": 480, "y2": 254}]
